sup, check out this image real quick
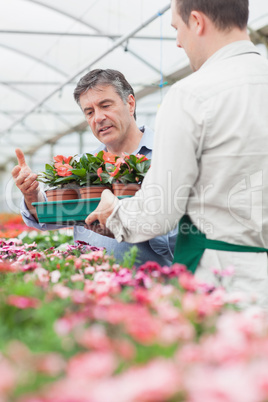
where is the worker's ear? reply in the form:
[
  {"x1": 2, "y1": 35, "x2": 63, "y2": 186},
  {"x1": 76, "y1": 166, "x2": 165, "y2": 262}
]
[
  {"x1": 189, "y1": 10, "x2": 206, "y2": 36},
  {"x1": 127, "y1": 94, "x2": 136, "y2": 117}
]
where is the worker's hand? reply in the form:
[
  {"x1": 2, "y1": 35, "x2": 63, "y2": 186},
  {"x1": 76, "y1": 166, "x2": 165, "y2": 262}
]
[{"x1": 84, "y1": 189, "x2": 119, "y2": 237}]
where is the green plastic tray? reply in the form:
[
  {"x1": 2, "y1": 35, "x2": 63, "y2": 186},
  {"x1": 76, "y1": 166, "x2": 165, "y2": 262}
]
[
  {"x1": 32, "y1": 197, "x2": 100, "y2": 226},
  {"x1": 32, "y1": 196, "x2": 129, "y2": 226}
]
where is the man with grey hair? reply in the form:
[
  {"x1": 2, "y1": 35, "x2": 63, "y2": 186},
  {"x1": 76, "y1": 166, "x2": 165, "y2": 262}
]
[
  {"x1": 13, "y1": 68, "x2": 177, "y2": 266},
  {"x1": 86, "y1": 0, "x2": 268, "y2": 308},
  {"x1": 74, "y1": 69, "x2": 142, "y2": 156}
]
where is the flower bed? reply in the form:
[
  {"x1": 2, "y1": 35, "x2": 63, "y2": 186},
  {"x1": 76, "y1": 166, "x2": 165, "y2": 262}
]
[
  {"x1": 0, "y1": 214, "x2": 30, "y2": 239},
  {"x1": 0, "y1": 232, "x2": 268, "y2": 401}
]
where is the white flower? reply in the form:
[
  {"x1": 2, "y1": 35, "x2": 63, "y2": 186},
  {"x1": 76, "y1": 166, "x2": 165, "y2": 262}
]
[{"x1": 50, "y1": 270, "x2": 61, "y2": 283}]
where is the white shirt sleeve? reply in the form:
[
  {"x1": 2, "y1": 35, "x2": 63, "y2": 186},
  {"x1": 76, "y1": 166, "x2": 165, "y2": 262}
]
[{"x1": 107, "y1": 85, "x2": 203, "y2": 243}]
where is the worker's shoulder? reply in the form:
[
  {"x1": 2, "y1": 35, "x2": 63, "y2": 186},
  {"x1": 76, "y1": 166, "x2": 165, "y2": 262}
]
[{"x1": 171, "y1": 54, "x2": 268, "y2": 101}]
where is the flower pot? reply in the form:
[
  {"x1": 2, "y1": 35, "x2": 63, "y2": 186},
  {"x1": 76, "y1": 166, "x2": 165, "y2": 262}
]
[
  {"x1": 79, "y1": 185, "x2": 109, "y2": 199},
  {"x1": 45, "y1": 188, "x2": 80, "y2": 202},
  {"x1": 112, "y1": 183, "x2": 141, "y2": 197}
]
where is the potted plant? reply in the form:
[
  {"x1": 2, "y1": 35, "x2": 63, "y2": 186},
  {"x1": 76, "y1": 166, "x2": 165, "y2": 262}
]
[
  {"x1": 37, "y1": 155, "x2": 80, "y2": 201},
  {"x1": 71, "y1": 151, "x2": 111, "y2": 199},
  {"x1": 105, "y1": 153, "x2": 151, "y2": 196}
]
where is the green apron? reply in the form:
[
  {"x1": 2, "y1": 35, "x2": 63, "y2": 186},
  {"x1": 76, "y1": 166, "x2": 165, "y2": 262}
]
[{"x1": 173, "y1": 215, "x2": 268, "y2": 274}]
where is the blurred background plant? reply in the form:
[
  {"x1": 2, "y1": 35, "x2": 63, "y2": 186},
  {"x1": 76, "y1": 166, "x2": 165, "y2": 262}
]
[
  {"x1": 0, "y1": 212, "x2": 73, "y2": 248},
  {"x1": 0, "y1": 213, "x2": 30, "y2": 238}
]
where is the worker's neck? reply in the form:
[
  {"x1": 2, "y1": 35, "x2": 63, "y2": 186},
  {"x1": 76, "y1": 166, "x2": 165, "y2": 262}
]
[
  {"x1": 107, "y1": 126, "x2": 143, "y2": 155},
  {"x1": 206, "y1": 28, "x2": 250, "y2": 60}
]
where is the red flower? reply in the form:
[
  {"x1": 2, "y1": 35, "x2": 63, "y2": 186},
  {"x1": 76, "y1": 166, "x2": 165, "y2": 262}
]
[
  {"x1": 56, "y1": 164, "x2": 73, "y2": 177},
  {"x1": 53, "y1": 155, "x2": 72, "y2": 164},
  {"x1": 103, "y1": 151, "x2": 116, "y2": 164},
  {"x1": 136, "y1": 154, "x2": 148, "y2": 162},
  {"x1": 109, "y1": 166, "x2": 120, "y2": 177},
  {"x1": 115, "y1": 157, "x2": 126, "y2": 168},
  {"x1": 97, "y1": 167, "x2": 103, "y2": 182},
  {"x1": 106, "y1": 163, "x2": 120, "y2": 177},
  {"x1": 0, "y1": 262, "x2": 16, "y2": 273}
]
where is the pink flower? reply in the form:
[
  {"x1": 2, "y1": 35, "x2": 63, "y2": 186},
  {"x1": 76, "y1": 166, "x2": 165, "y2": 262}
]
[
  {"x1": 90, "y1": 359, "x2": 180, "y2": 402},
  {"x1": 74, "y1": 258, "x2": 82, "y2": 269},
  {"x1": 72, "y1": 290, "x2": 86, "y2": 304},
  {"x1": 114, "y1": 338, "x2": 136, "y2": 360},
  {"x1": 0, "y1": 359, "x2": 16, "y2": 394},
  {"x1": 81, "y1": 250, "x2": 107, "y2": 262},
  {"x1": 84, "y1": 266, "x2": 95, "y2": 275},
  {"x1": 7, "y1": 295, "x2": 40, "y2": 309},
  {"x1": 52, "y1": 284, "x2": 71, "y2": 299},
  {"x1": 70, "y1": 273, "x2": 84, "y2": 282},
  {"x1": 67, "y1": 351, "x2": 117, "y2": 379},
  {"x1": 178, "y1": 271, "x2": 198, "y2": 292},
  {"x1": 54, "y1": 317, "x2": 73, "y2": 336},
  {"x1": 34, "y1": 267, "x2": 50, "y2": 283},
  {"x1": 77, "y1": 325, "x2": 112, "y2": 351},
  {"x1": 185, "y1": 364, "x2": 261, "y2": 402},
  {"x1": 35, "y1": 353, "x2": 66, "y2": 376},
  {"x1": 21, "y1": 262, "x2": 40, "y2": 272}
]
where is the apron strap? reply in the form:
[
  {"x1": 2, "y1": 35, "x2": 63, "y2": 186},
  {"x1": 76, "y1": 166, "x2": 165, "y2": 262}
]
[{"x1": 173, "y1": 215, "x2": 268, "y2": 274}]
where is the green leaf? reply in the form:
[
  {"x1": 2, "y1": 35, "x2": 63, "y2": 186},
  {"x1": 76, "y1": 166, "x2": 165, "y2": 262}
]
[
  {"x1": 45, "y1": 164, "x2": 54, "y2": 171},
  {"x1": 86, "y1": 154, "x2": 98, "y2": 164},
  {"x1": 71, "y1": 168, "x2": 87, "y2": 177},
  {"x1": 96, "y1": 150, "x2": 104, "y2": 161},
  {"x1": 53, "y1": 176, "x2": 77, "y2": 184}
]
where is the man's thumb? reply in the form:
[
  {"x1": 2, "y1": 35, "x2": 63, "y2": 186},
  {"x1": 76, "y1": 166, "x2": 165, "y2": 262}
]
[{"x1": 15, "y1": 148, "x2": 27, "y2": 168}]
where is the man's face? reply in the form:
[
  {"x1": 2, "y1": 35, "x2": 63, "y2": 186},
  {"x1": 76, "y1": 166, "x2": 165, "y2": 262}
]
[
  {"x1": 171, "y1": 0, "x2": 200, "y2": 71},
  {"x1": 79, "y1": 85, "x2": 135, "y2": 149}
]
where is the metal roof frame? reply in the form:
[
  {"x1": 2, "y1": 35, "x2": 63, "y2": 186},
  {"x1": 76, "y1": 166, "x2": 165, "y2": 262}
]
[
  {"x1": 0, "y1": 3, "x2": 171, "y2": 168},
  {"x1": 0, "y1": 0, "x2": 268, "y2": 172}
]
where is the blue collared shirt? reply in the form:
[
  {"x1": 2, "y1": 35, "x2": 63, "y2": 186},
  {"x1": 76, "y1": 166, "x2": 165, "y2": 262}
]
[{"x1": 20, "y1": 126, "x2": 177, "y2": 266}]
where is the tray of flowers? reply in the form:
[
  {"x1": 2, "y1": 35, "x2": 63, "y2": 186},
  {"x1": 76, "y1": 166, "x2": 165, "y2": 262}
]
[
  {"x1": 37, "y1": 151, "x2": 150, "y2": 201},
  {"x1": 33, "y1": 151, "x2": 151, "y2": 225}
]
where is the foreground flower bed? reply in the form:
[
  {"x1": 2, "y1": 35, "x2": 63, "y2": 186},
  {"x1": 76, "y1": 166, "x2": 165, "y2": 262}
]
[{"x1": 1, "y1": 236, "x2": 268, "y2": 401}]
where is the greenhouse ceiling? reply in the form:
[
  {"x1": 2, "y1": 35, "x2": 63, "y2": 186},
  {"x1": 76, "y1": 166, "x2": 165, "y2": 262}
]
[{"x1": 1, "y1": 0, "x2": 268, "y2": 171}]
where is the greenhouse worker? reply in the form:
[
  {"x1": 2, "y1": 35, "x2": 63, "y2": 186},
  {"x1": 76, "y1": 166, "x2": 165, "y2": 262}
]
[
  {"x1": 85, "y1": 0, "x2": 268, "y2": 309},
  {"x1": 12, "y1": 69, "x2": 177, "y2": 267}
]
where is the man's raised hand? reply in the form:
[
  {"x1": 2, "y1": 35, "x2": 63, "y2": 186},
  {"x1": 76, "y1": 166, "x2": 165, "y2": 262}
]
[{"x1": 12, "y1": 149, "x2": 44, "y2": 216}]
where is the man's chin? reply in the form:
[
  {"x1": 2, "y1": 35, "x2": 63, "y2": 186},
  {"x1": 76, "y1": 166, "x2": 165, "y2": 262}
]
[{"x1": 99, "y1": 130, "x2": 117, "y2": 144}]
